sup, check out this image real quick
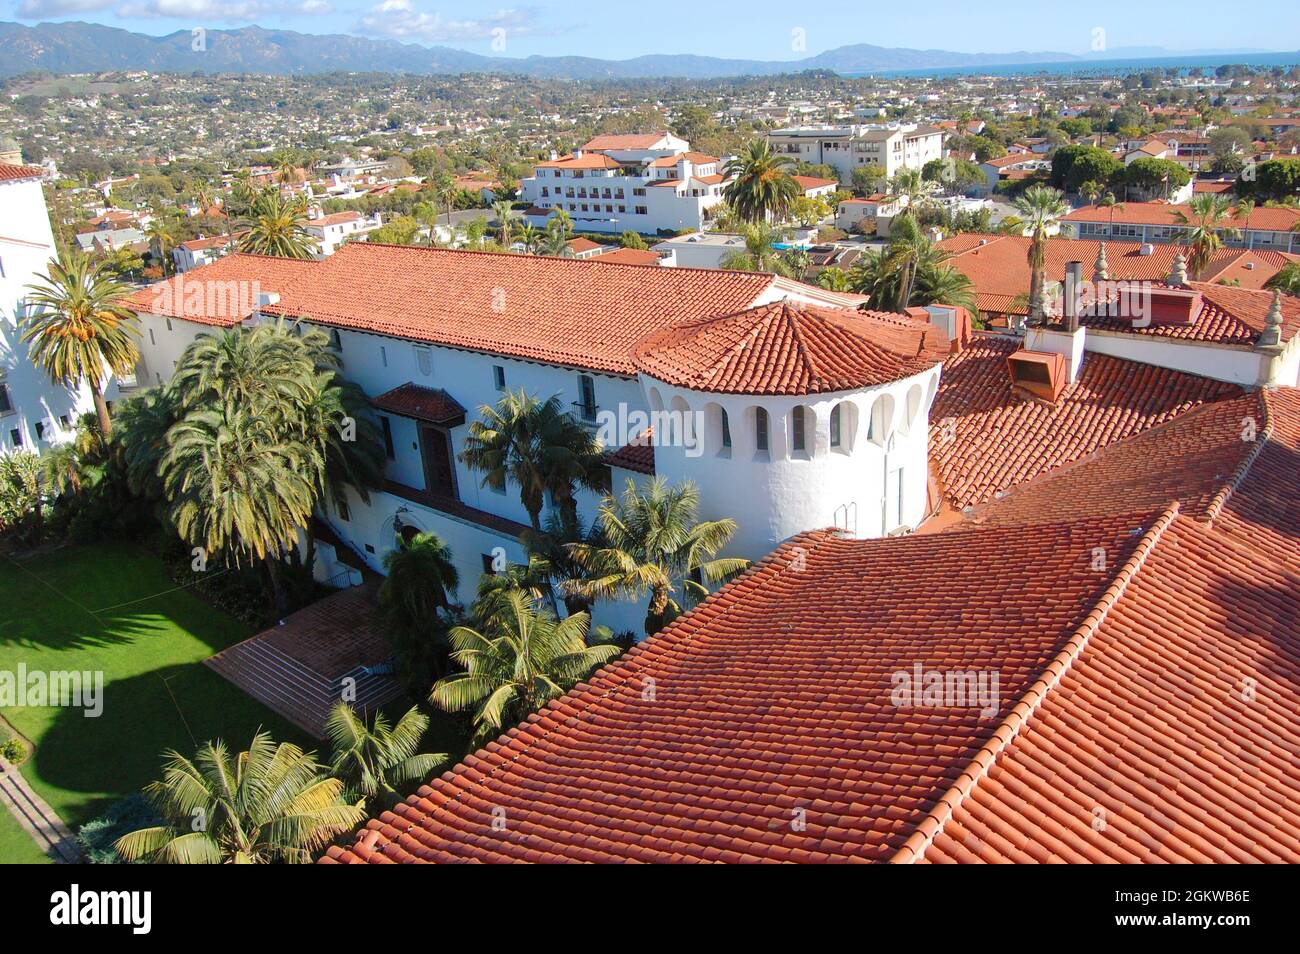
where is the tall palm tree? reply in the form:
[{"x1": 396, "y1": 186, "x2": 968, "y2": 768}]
[
  {"x1": 430, "y1": 590, "x2": 622, "y2": 747},
  {"x1": 719, "y1": 221, "x2": 795, "y2": 275},
  {"x1": 1013, "y1": 184, "x2": 1069, "y2": 323},
  {"x1": 297, "y1": 369, "x2": 384, "y2": 513},
  {"x1": 431, "y1": 171, "x2": 457, "y2": 230},
  {"x1": 1175, "y1": 193, "x2": 1241, "y2": 278},
  {"x1": 145, "y1": 215, "x2": 178, "y2": 276},
  {"x1": 22, "y1": 253, "x2": 140, "y2": 437},
  {"x1": 516, "y1": 221, "x2": 540, "y2": 254},
  {"x1": 492, "y1": 199, "x2": 514, "y2": 246},
  {"x1": 565, "y1": 476, "x2": 751, "y2": 636},
  {"x1": 114, "y1": 386, "x2": 181, "y2": 500},
  {"x1": 378, "y1": 531, "x2": 461, "y2": 686},
  {"x1": 847, "y1": 247, "x2": 902, "y2": 309},
  {"x1": 115, "y1": 731, "x2": 364, "y2": 864},
  {"x1": 914, "y1": 263, "x2": 978, "y2": 312},
  {"x1": 459, "y1": 389, "x2": 604, "y2": 531},
  {"x1": 723, "y1": 139, "x2": 798, "y2": 223},
  {"x1": 172, "y1": 321, "x2": 314, "y2": 414},
  {"x1": 888, "y1": 167, "x2": 935, "y2": 223},
  {"x1": 160, "y1": 405, "x2": 320, "y2": 612},
  {"x1": 325, "y1": 702, "x2": 447, "y2": 812},
  {"x1": 236, "y1": 187, "x2": 318, "y2": 259},
  {"x1": 882, "y1": 216, "x2": 951, "y2": 311}
]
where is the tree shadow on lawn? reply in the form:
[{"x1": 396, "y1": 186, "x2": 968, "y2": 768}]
[
  {"x1": 0, "y1": 605, "x2": 165, "y2": 654},
  {"x1": 29, "y1": 662, "x2": 313, "y2": 828}
]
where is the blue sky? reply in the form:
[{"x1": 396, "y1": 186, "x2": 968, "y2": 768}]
[{"x1": 7, "y1": 0, "x2": 1299, "y2": 60}]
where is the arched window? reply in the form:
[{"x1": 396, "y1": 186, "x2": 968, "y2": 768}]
[
  {"x1": 868, "y1": 394, "x2": 895, "y2": 446},
  {"x1": 829, "y1": 405, "x2": 842, "y2": 448},
  {"x1": 720, "y1": 408, "x2": 731, "y2": 449},
  {"x1": 755, "y1": 407, "x2": 769, "y2": 453},
  {"x1": 902, "y1": 383, "x2": 923, "y2": 435}
]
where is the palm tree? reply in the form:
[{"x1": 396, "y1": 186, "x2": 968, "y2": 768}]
[
  {"x1": 888, "y1": 168, "x2": 936, "y2": 223},
  {"x1": 492, "y1": 199, "x2": 514, "y2": 246},
  {"x1": 236, "y1": 187, "x2": 318, "y2": 259},
  {"x1": 160, "y1": 405, "x2": 320, "y2": 613},
  {"x1": 325, "y1": 702, "x2": 447, "y2": 811},
  {"x1": 145, "y1": 215, "x2": 178, "y2": 276},
  {"x1": 817, "y1": 266, "x2": 852, "y2": 291},
  {"x1": 881, "y1": 216, "x2": 951, "y2": 311},
  {"x1": 378, "y1": 530, "x2": 461, "y2": 686},
  {"x1": 516, "y1": 221, "x2": 540, "y2": 254},
  {"x1": 297, "y1": 368, "x2": 384, "y2": 513},
  {"x1": 115, "y1": 731, "x2": 364, "y2": 864},
  {"x1": 459, "y1": 389, "x2": 604, "y2": 531},
  {"x1": 431, "y1": 171, "x2": 457, "y2": 230},
  {"x1": 1174, "y1": 194, "x2": 1241, "y2": 278},
  {"x1": 171, "y1": 321, "x2": 314, "y2": 414},
  {"x1": 564, "y1": 476, "x2": 751, "y2": 636},
  {"x1": 22, "y1": 254, "x2": 140, "y2": 437},
  {"x1": 914, "y1": 263, "x2": 978, "y2": 312},
  {"x1": 719, "y1": 220, "x2": 795, "y2": 275},
  {"x1": 114, "y1": 386, "x2": 181, "y2": 500},
  {"x1": 847, "y1": 247, "x2": 901, "y2": 309},
  {"x1": 40, "y1": 443, "x2": 88, "y2": 498},
  {"x1": 1265, "y1": 261, "x2": 1300, "y2": 295},
  {"x1": 271, "y1": 150, "x2": 299, "y2": 185},
  {"x1": 723, "y1": 140, "x2": 798, "y2": 223},
  {"x1": 1013, "y1": 184, "x2": 1069, "y2": 323},
  {"x1": 430, "y1": 590, "x2": 622, "y2": 747}
]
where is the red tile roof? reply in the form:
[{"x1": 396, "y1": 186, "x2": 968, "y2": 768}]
[
  {"x1": 323, "y1": 511, "x2": 1159, "y2": 864},
  {"x1": 536, "y1": 153, "x2": 623, "y2": 170},
  {"x1": 372, "y1": 383, "x2": 466, "y2": 426},
  {"x1": 792, "y1": 175, "x2": 838, "y2": 192},
  {"x1": 580, "y1": 133, "x2": 670, "y2": 151},
  {"x1": 634, "y1": 301, "x2": 947, "y2": 396},
  {"x1": 0, "y1": 162, "x2": 43, "y2": 181},
  {"x1": 259, "y1": 243, "x2": 777, "y2": 375},
  {"x1": 929, "y1": 334, "x2": 1241, "y2": 510},
  {"x1": 592, "y1": 247, "x2": 661, "y2": 266},
  {"x1": 1083, "y1": 281, "x2": 1300, "y2": 346},
  {"x1": 605, "y1": 428, "x2": 655, "y2": 474},
  {"x1": 123, "y1": 253, "x2": 317, "y2": 326},
  {"x1": 1064, "y1": 200, "x2": 1300, "y2": 232}
]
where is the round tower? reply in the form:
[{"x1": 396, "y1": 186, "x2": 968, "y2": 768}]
[{"x1": 632, "y1": 299, "x2": 947, "y2": 560}]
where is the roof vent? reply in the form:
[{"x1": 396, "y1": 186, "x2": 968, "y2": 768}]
[
  {"x1": 1146, "y1": 285, "x2": 1204, "y2": 326},
  {"x1": 1007, "y1": 349, "x2": 1067, "y2": 403},
  {"x1": 977, "y1": 238, "x2": 988, "y2": 246},
  {"x1": 1139, "y1": 243, "x2": 1155, "y2": 256}
]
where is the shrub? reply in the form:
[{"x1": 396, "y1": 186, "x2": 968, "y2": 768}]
[
  {"x1": 77, "y1": 793, "x2": 164, "y2": 864},
  {"x1": 1, "y1": 736, "x2": 27, "y2": 765}
]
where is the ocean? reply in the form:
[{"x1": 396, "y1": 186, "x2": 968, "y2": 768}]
[{"x1": 840, "y1": 50, "x2": 1300, "y2": 80}]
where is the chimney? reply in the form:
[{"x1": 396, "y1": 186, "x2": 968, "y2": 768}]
[
  {"x1": 1063, "y1": 260, "x2": 1083, "y2": 333},
  {"x1": 1022, "y1": 261, "x2": 1087, "y2": 389},
  {"x1": 1140, "y1": 243, "x2": 1155, "y2": 256}
]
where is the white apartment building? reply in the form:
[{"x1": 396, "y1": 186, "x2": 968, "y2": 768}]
[
  {"x1": 766, "y1": 123, "x2": 945, "y2": 184},
  {"x1": 520, "y1": 133, "x2": 730, "y2": 236},
  {"x1": 305, "y1": 210, "x2": 383, "y2": 257},
  {"x1": 0, "y1": 161, "x2": 120, "y2": 453},
  {"x1": 125, "y1": 245, "x2": 946, "y2": 635}
]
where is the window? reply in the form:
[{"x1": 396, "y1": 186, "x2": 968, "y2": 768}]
[
  {"x1": 380, "y1": 416, "x2": 394, "y2": 459},
  {"x1": 9, "y1": 428, "x2": 20, "y2": 448},
  {"x1": 792, "y1": 406, "x2": 806, "y2": 452},
  {"x1": 577, "y1": 375, "x2": 597, "y2": 422},
  {"x1": 481, "y1": 553, "x2": 500, "y2": 575},
  {"x1": 0, "y1": 383, "x2": 11, "y2": 415},
  {"x1": 493, "y1": 365, "x2": 506, "y2": 390},
  {"x1": 380, "y1": 345, "x2": 388, "y2": 367},
  {"x1": 635, "y1": 206, "x2": 648, "y2": 215},
  {"x1": 165, "y1": 318, "x2": 173, "y2": 331},
  {"x1": 329, "y1": 328, "x2": 343, "y2": 352},
  {"x1": 415, "y1": 346, "x2": 432, "y2": 376},
  {"x1": 720, "y1": 408, "x2": 731, "y2": 448},
  {"x1": 148, "y1": 327, "x2": 156, "y2": 346},
  {"x1": 34, "y1": 421, "x2": 45, "y2": 441},
  {"x1": 337, "y1": 499, "x2": 350, "y2": 522},
  {"x1": 755, "y1": 408, "x2": 769, "y2": 452},
  {"x1": 830, "y1": 405, "x2": 842, "y2": 447},
  {"x1": 58, "y1": 415, "x2": 69, "y2": 429}
]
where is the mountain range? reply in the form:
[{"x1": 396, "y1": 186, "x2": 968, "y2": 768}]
[{"x1": 0, "y1": 21, "x2": 1279, "y2": 80}]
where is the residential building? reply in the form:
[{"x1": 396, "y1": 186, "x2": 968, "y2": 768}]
[
  {"x1": 519, "y1": 133, "x2": 729, "y2": 235},
  {"x1": 1063, "y1": 201, "x2": 1300, "y2": 252},
  {"x1": 173, "y1": 233, "x2": 238, "y2": 272},
  {"x1": 304, "y1": 209, "x2": 382, "y2": 257},
  {"x1": 835, "y1": 194, "x2": 908, "y2": 235},
  {"x1": 765, "y1": 123, "x2": 945, "y2": 184}
]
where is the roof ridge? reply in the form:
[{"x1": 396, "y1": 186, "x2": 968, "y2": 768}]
[
  {"x1": 341, "y1": 528, "x2": 842, "y2": 862},
  {"x1": 888, "y1": 502, "x2": 1182, "y2": 864},
  {"x1": 1203, "y1": 389, "x2": 1273, "y2": 523}
]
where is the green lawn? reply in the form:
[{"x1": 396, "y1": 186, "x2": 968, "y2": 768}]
[
  {"x1": 0, "y1": 542, "x2": 310, "y2": 859},
  {"x1": 0, "y1": 804, "x2": 54, "y2": 864}
]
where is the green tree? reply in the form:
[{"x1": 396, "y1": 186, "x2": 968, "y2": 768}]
[
  {"x1": 115, "y1": 731, "x2": 364, "y2": 864},
  {"x1": 619, "y1": 229, "x2": 648, "y2": 250},
  {"x1": 325, "y1": 702, "x2": 447, "y2": 811},
  {"x1": 236, "y1": 187, "x2": 319, "y2": 259},
  {"x1": 1265, "y1": 261, "x2": 1300, "y2": 295},
  {"x1": 378, "y1": 531, "x2": 461, "y2": 687},
  {"x1": 1174, "y1": 194, "x2": 1241, "y2": 279},
  {"x1": 723, "y1": 139, "x2": 798, "y2": 223},
  {"x1": 1051, "y1": 144, "x2": 1121, "y2": 194},
  {"x1": 22, "y1": 253, "x2": 140, "y2": 437},
  {"x1": 1013, "y1": 184, "x2": 1069, "y2": 322},
  {"x1": 459, "y1": 389, "x2": 604, "y2": 531},
  {"x1": 720, "y1": 221, "x2": 795, "y2": 275},
  {"x1": 430, "y1": 590, "x2": 621, "y2": 747},
  {"x1": 565, "y1": 476, "x2": 750, "y2": 636}
]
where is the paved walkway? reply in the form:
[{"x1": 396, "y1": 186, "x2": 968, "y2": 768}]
[{"x1": 0, "y1": 754, "x2": 81, "y2": 863}]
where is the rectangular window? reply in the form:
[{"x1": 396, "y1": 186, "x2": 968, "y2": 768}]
[
  {"x1": 329, "y1": 328, "x2": 343, "y2": 352},
  {"x1": 9, "y1": 428, "x2": 20, "y2": 447},
  {"x1": 415, "y1": 346, "x2": 432, "y2": 376},
  {"x1": 380, "y1": 416, "x2": 395, "y2": 459},
  {"x1": 721, "y1": 408, "x2": 731, "y2": 448},
  {"x1": 148, "y1": 327, "x2": 156, "y2": 346},
  {"x1": 577, "y1": 374, "x2": 596, "y2": 421},
  {"x1": 338, "y1": 499, "x2": 350, "y2": 522},
  {"x1": 755, "y1": 408, "x2": 769, "y2": 452},
  {"x1": 165, "y1": 318, "x2": 173, "y2": 331},
  {"x1": 0, "y1": 384, "x2": 10, "y2": 414},
  {"x1": 380, "y1": 345, "x2": 388, "y2": 367},
  {"x1": 635, "y1": 206, "x2": 648, "y2": 215},
  {"x1": 493, "y1": 365, "x2": 506, "y2": 390},
  {"x1": 34, "y1": 421, "x2": 45, "y2": 441},
  {"x1": 792, "y1": 406, "x2": 806, "y2": 452},
  {"x1": 59, "y1": 415, "x2": 69, "y2": 428},
  {"x1": 830, "y1": 406, "x2": 842, "y2": 447}
]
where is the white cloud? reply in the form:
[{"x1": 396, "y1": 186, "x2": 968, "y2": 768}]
[
  {"x1": 354, "y1": 2, "x2": 543, "y2": 43},
  {"x1": 17, "y1": 0, "x2": 332, "y2": 20}
]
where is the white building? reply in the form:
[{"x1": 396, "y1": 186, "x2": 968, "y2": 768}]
[
  {"x1": 173, "y1": 234, "x2": 237, "y2": 272},
  {"x1": 126, "y1": 244, "x2": 945, "y2": 635},
  {"x1": 766, "y1": 124, "x2": 945, "y2": 185},
  {"x1": 0, "y1": 162, "x2": 119, "y2": 453},
  {"x1": 305, "y1": 210, "x2": 383, "y2": 258},
  {"x1": 520, "y1": 133, "x2": 729, "y2": 236}
]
